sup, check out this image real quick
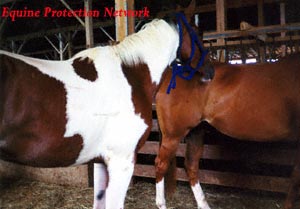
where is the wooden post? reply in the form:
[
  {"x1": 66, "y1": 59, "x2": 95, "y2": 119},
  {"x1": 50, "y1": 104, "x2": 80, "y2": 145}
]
[
  {"x1": 280, "y1": 2, "x2": 286, "y2": 56},
  {"x1": 58, "y1": 33, "x2": 64, "y2": 60},
  {"x1": 115, "y1": 0, "x2": 128, "y2": 41},
  {"x1": 295, "y1": 32, "x2": 299, "y2": 53},
  {"x1": 67, "y1": 32, "x2": 73, "y2": 59},
  {"x1": 127, "y1": 0, "x2": 135, "y2": 35},
  {"x1": 257, "y1": 0, "x2": 264, "y2": 27},
  {"x1": 216, "y1": 0, "x2": 226, "y2": 45},
  {"x1": 280, "y1": 3, "x2": 286, "y2": 37},
  {"x1": 84, "y1": 0, "x2": 94, "y2": 48},
  {"x1": 216, "y1": 0, "x2": 227, "y2": 62},
  {"x1": 258, "y1": 0, "x2": 266, "y2": 63},
  {"x1": 11, "y1": 41, "x2": 16, "y2": 53},
  {"x1": 240, "y1": 38, "x2": 246, "y2": 64}
]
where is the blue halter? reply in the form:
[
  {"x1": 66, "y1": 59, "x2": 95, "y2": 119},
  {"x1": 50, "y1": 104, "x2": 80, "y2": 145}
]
[{"x1": 166, "y1": 13, "x2": 208, "y2": 94}]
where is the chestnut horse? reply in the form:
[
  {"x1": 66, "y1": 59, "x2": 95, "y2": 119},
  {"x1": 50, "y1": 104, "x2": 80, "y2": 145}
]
[
  {"x1": 0, "y1": 2, "x2": 206, "y2": 208},
  {"x1": 155, "y1": 54, "x2": 300, "y2": 209}
]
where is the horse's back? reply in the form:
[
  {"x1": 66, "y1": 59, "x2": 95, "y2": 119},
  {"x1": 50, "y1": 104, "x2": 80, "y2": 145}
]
[
  {"x1": 204, "y1": 55, "x2": 300, "y2": 141},
  {"x1": 244, "y1": 55, "x2": 300, "y2": 107}
]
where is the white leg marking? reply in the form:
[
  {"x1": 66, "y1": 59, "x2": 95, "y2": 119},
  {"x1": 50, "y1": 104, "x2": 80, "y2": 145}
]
[
  {"x1": 156, "y1": 178, "x2": 167, "y2": 209},
  {"x1": 105, "y1": 157, "x2": 134, "y2": 209},
  {"x1": 191, "y1": 182, "x2": 211, "y2": 209},
  {"x1": 93, "y1": 163, "x2": 108, "y2": 209}
]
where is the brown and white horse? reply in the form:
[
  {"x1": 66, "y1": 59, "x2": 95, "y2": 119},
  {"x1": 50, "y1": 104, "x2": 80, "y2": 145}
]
[
  {"x1": 0, "y1": 3, "x2": 206, "y2": 208},
  {"x1": 155, "y1": 54, "x2": 300, "y2": 209}
]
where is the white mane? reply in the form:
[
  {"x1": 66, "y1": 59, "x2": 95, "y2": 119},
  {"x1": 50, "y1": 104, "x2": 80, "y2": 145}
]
[{"x1": 113, "y1": 19, "x2": 179, "y2": 67}]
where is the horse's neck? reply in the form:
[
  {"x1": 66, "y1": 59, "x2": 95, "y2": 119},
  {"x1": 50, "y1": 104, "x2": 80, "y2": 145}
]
[
  {"x1": 118, "y1": 47, "x2": 177, "y2": 87},
  {"x1": 113, "y1": 20, "x2": 179, "y2": 86}
]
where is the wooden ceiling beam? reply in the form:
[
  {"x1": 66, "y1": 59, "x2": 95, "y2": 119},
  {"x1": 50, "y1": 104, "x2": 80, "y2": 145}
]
[
  {"x1": 204, "y1": 22, "x2": 300, "y2": 40},
  {"x1": 157, "y1": 0, "x2": 284, "y2": 19}
]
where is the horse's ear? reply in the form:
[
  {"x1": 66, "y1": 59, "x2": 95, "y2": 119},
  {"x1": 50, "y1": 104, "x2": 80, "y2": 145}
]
[{"x1": 184, "y1": 0, "x2": 196, "y2": 22}]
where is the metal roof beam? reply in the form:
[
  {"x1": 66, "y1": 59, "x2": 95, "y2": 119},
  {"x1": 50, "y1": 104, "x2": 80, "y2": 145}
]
[
  {"x1": 1, "y1": 20, "x2": 114, "y2": 43},
  {"x1": 59, "y1": 0, "x2": 85, "y2": 27},
  {"x1": 0, "y1": 0, "x2": 21, "y2": 6}
]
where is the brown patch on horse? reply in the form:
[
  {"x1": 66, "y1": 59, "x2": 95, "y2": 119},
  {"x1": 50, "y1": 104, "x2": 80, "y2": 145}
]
[
  {"x1": 0, "y1": 55, "x2": 83, "y2": 167},
  {"x1": 72, "y1": 57, "x2": 98, "y2": 81},
  {"x1": 121, "y1": 63, "x2": 155, "y2": 151}
]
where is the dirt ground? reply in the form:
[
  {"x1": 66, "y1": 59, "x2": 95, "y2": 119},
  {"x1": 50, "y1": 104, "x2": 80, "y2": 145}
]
[{"x1": 0, "y1": 178, "x2": 285, "y2": 209}]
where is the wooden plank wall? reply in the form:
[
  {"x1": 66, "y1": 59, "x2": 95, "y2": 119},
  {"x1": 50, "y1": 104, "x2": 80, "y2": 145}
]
[{"x1": 134, "y1": 110, "x2": 297, "y2": 194}]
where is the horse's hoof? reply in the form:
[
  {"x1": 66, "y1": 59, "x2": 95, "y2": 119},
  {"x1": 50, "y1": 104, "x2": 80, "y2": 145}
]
[{"x1": 156, "y1": 204, "x2": 167, "y2": 209}]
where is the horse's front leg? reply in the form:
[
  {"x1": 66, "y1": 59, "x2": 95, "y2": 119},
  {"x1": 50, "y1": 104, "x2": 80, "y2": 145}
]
[
  {"x1": 185, "y1": 127, "x2": 210, "y2": 209},
  {"x1": 155, "y1": 136, "x2": 182, "y2": 209},
  {"x1": 105, "y1": 155, "x2": 135, "y2": 209},
  {"x1": 93, "y1": 163, "x2": 108, "y2": 209}
]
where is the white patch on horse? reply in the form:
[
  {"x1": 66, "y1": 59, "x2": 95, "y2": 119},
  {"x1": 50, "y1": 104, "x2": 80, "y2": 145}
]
[
  {"x1": 156, "y1": 179, "x2": 167, "y2": 209},
  {"x1": 191, "y1": 182, "x2": 211, "y2": 209},
  {"x1": 105, "y1": 155, "x2": 135, "y2": 208},
  {"x1": 93, "y1": 163, "x2": 107, "y2": 209}
]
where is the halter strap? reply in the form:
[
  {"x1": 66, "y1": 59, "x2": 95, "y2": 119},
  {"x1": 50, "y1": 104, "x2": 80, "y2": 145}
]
[{"x1": 167, "y1": 13, "x2": 208, "y2": 94}]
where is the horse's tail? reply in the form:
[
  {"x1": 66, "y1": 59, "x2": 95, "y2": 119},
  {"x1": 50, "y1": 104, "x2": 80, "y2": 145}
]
[
  {"x1": 0, "y1": 54, "x2": 3, "y2": 78},
  {"x1": 0, "y1": 53, "x2": 8, "y2": 83},
  {"x1": 0, "y1": 54, "x2": 4, "y2": 88},
  {"x1": 0, "y1": 53, "x2": 14, "y2": 86},
  {"x1": 0, "y1": 53, "x2": 5, "y2": 121},
  {"x1": 165, "y1": 155, "x2": 177, "y2": 196},
  {"x1": 0, "y1": 53, "x2": 8, "y2": 90}
]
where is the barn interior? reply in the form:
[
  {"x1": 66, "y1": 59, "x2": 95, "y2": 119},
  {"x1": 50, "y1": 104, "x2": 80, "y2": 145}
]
[
  {"x1": 0, "y1": 0, "x2": 300, "y2": 209},
  {"x1": 1, "y1": 0, "x2": 300, "y2": 62}
]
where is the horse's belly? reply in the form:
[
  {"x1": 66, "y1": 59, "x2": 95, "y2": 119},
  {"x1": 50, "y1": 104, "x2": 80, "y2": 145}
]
[
  {"x1": 206, "y1": 88, "x2": 297, "y2": 141},
  {"x1": 211, "y1": 111, "x2": 294, "y2": 141},
  {"x1": 73, "y1": 111, "x2": 148, "y2": 165},
  {"x1": 0, "y1": 110, "x2": 148, "y2": 167},
  {"x1": 0, "y1": 130, "x2": 84, "y2": 167}
]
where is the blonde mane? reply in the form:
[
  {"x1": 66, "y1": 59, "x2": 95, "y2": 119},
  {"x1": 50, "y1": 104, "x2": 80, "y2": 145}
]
[{"x1": 113, "y1": 19, "x2": 179, "y2": 67}]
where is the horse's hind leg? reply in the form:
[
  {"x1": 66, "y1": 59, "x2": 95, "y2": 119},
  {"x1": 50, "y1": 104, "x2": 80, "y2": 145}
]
[
  {"x1": 185, "y1": 127, "x2": 210, "y2": 209},
  {"x1": 284, "y1": 141, "x2": 300, "y2": 209},
  {"x1": 93, "y1": 163, "x2": 108, "y2": 209},
  {"x1": 155, "y1": 135, "x2": 182, "y2": 209}
]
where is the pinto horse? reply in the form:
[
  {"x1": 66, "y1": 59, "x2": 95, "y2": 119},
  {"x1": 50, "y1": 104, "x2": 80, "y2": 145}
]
[
  {"x1": 155, "y1": 54, "x2": 300, "y2": 209},
  {"x1": 0, "y1": 2, "x2": 206, "y2": 209}
]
